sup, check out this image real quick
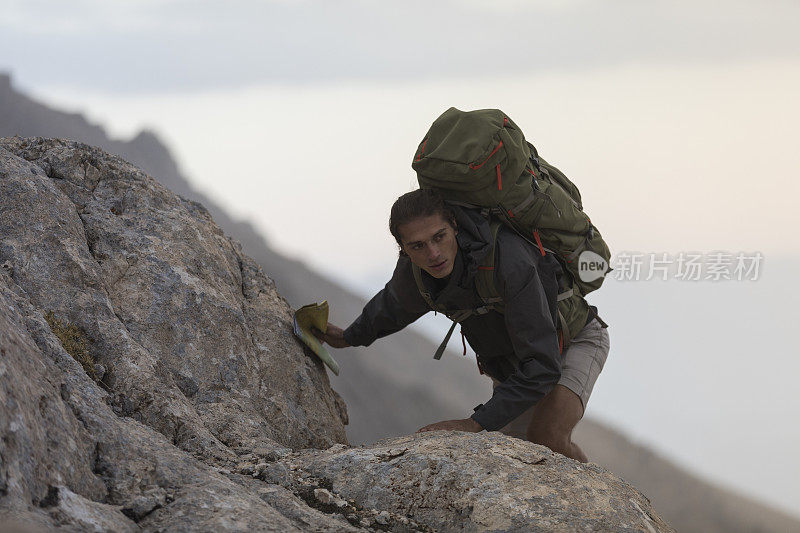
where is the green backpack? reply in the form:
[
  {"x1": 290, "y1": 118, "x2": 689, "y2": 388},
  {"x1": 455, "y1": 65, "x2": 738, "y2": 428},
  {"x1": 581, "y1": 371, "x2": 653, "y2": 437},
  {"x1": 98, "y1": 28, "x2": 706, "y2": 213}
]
[{"x1": 410, "y1": 107, "x2": 611, "y2": 358}]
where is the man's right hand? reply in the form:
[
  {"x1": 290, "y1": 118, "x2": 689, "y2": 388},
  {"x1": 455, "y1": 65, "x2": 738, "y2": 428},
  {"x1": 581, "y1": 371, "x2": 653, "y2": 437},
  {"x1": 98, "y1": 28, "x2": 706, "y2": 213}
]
[{"x1": 311, "y1": 322, "x2": 351, "y2": 349}]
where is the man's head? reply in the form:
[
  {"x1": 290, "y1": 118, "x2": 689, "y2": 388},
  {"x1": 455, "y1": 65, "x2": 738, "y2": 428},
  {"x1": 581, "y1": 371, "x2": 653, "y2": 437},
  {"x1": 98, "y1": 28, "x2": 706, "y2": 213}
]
[{"x1": 389, "y1": 189, "x2": 458, "y2": 279}]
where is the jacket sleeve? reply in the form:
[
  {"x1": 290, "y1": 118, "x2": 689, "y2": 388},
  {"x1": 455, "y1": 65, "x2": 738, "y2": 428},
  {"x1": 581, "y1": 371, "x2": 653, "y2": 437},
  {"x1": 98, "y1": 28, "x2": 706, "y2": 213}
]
[
  {"x1": 470, "y1": 235, "x2": 562, "y2": 431},
  {"x1": 343, "y1": 256, "x2": 431, "y2": 347}
]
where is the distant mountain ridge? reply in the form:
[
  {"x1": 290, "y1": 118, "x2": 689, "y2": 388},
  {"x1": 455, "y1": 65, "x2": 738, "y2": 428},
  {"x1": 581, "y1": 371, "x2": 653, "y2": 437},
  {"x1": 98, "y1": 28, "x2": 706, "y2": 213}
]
[{"x1": 2, "y1": 71, "x2": 798, "y2": 533}]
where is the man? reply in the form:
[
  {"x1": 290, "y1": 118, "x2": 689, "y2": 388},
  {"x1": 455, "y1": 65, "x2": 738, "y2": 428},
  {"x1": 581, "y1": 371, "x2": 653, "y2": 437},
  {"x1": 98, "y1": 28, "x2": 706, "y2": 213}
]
[{"x1": 314, "y1": 189, "x2": 609, "y2": 462}]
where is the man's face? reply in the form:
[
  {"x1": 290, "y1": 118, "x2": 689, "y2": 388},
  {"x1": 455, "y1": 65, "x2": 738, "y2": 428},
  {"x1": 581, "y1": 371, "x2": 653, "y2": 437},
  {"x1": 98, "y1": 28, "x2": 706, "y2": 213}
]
[{"x1": 398, "y1": 214, "x2": 459, "y2": 279}]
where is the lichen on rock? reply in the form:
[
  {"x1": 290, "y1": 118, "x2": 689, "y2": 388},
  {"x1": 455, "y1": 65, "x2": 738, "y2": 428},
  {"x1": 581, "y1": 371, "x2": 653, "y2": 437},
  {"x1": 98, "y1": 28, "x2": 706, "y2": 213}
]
[{"x1": 44, "y1": 311, "x2": 96, "y2": 380}]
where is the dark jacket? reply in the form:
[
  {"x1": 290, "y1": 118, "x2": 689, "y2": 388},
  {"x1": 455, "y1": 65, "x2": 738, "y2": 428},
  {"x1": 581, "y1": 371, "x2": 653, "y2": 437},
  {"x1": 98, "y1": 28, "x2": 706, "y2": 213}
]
[{"x1": 343, "y1": 206, "x2": 596, "y2": 431}]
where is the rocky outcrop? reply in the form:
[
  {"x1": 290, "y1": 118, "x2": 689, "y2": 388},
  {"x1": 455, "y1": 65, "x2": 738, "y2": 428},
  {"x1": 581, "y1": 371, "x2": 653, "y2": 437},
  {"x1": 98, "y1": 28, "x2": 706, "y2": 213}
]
[
  {"x1": 0, "y1": 137, "x2": 671, "y2": 531},
  {"x1": 287, "y1": 432, "x2": 671, "y2": 532},
  {"x1": 0, "y1": 136, "x2": 347, "y2": 455}
]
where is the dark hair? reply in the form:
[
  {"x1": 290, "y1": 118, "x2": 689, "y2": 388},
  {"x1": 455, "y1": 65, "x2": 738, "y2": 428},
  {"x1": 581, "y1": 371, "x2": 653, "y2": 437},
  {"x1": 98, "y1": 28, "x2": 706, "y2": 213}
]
[{"x1": 389, "y1": 189, "x2": 456, "y2": 256}]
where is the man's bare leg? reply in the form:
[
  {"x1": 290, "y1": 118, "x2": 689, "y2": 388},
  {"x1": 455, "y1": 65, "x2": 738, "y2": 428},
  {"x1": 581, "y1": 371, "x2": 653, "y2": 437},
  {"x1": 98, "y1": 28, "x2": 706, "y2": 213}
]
[{"x1": 525, "y1": 384, "x2": 587, "y2": 463}]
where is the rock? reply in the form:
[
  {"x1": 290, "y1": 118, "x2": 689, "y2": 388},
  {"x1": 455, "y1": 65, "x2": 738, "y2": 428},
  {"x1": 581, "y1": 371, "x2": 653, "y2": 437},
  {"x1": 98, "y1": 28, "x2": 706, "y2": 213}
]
[
  {"x1": 375, "y1": 510, "x2": 391, "y2": 525},
  {"x1": 46, "y1": 486, "x2": 139, "y2": 532},
  {"x1": 0, "y1": 136, "x2": 347, "y2": 456},
  {"x1": 314, "y1": 488, "x2": 336, "y2": 505},
  {"x1": 314, "y1": 488, "x2": 348, "y2": 509},
  {"x1": 0, "y1": 137, "x2": 673, "y2": 532},
  {"x1": 93, "y1": 363, "x2": 107, "y2": 381},
  {"x1": 237, "y1": 462, "x2": 257, "y2": 476},
  {"x1": 0, "y1": 138, "x2": 349, "y2": 531},
  {"x1": 260, "y1": 463, "x2": 291, "y2": 486},
  {"x1": 296, "y1": 431, "x2": 675, "y2": 532},
  {"x1": 121, "y1": 487, "x2": 167, "y2": 521},
  {"x1": 0, "y1": 264, "x2": 345, "y2": 531}
]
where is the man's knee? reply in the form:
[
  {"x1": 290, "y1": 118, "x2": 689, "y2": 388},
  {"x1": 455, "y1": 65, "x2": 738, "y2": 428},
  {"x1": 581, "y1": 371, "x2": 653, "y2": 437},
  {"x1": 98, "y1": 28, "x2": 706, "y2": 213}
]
[
  {"x1": 526, "y1": 422, "x2": 570, "y2": 451},
  {"x1": 525, "y1": 385, "x2": 583, "y2": 450}
]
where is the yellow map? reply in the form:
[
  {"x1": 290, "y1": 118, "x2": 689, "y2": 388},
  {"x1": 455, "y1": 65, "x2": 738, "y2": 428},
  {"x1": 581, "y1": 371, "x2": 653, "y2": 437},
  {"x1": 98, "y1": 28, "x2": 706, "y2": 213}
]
[{"x1": 292, "y1": 301, "x2": 340, "y2": 375}]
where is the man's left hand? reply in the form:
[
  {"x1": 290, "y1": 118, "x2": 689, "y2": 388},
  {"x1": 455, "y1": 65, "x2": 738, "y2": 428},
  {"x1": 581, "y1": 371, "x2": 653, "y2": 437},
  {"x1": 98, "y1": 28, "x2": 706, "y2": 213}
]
[{"x1": 416, "y1": 418, "x2": 483, "y2": 433}]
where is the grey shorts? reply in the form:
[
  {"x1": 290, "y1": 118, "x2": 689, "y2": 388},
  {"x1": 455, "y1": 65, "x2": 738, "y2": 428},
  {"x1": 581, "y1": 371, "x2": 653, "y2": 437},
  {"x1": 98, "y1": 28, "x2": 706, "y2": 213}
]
[{"x1": 491, "y1": 318, "x2": 610, "y2": 438}]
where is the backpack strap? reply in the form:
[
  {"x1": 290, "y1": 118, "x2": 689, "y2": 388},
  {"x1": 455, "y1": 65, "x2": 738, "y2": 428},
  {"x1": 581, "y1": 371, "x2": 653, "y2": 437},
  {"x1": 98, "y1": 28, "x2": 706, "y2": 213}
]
[
  {"x1": 412, "y1": 264, "x2": 439, "y2": 312},
  {"x1": 435, "y1": 320, "x2": 458, "y2": 360},
  {"x1": 474, "y1": 220, "x2": 505, "y2": 310},
  {"x1": 412, "y1": 263, "x2": 481, "y2": 359},
  {"x1": 430, "y1": 305, "x2": 493, "y2": 360},
  {"x1": 412, "y1": 262, "x2": 497, "y2": 321},
  {"x1": 556, "y1": 309, "x2": 571, "y2": 353},
  {"x1": 565, "y1": 234, "x2": 591, "y2": 263}
]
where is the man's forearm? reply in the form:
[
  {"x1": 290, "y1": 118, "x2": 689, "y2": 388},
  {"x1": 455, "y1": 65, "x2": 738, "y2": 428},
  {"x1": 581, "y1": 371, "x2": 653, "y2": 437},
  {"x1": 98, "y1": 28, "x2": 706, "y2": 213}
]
[{"x1": 417, "y1": 417, "x2": 483, "y2": 433}]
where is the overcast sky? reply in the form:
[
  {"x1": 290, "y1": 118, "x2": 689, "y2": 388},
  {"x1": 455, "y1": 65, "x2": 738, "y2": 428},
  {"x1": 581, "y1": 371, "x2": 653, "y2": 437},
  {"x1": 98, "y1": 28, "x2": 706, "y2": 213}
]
[{"x1": 3, "y1": 0, "x2": 800, "y2": 93}]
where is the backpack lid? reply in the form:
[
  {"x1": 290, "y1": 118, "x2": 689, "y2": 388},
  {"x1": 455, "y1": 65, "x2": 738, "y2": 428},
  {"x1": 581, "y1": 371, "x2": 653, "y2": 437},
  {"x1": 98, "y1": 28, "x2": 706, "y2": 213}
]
[{"x1": 412, "y1": 107, "x2": 531, "y2": 192}]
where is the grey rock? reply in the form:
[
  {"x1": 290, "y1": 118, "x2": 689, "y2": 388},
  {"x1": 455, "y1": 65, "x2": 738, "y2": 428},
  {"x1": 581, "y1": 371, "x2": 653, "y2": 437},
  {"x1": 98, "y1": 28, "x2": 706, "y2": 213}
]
[
  {"x1": 93, "y1": 363, "x2": 107, "y2": 381},
  {"x1": 295, "y1": 431, "x2": 674, "y2": 532},
  {"x1": 121, "y1": 487, "x2": 167, "y2": 522},
  {"x1": 46, "y1": 486, "x2": 138, "y2": 533},
  {"x1": 314, "y1": 487, "x2": 348, "y2": 509},
  {"x1": 314, "y1": 488, "x2": 336, "y2": 505},
  {"x1": 0, "y1": 265, "x2": 348, "y2": 532},
  {"x1": 0, "y1": 136, "x2": 347, "y2": 456}
]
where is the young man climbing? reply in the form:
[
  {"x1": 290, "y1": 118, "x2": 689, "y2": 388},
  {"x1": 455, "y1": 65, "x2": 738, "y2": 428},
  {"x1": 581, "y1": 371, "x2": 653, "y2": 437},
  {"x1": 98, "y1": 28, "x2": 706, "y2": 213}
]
[{"x1": 314, "y1": 108, "x2": 610, "y2": 462}]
